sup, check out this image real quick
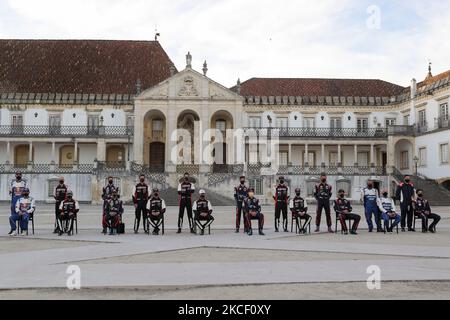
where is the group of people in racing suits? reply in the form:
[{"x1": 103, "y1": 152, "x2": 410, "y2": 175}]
[
  {"x1": 7, "y1": 171, "x2": 79, "y2": 237},
  {"x1": 6, "y1": 171, "x2": 442, "y2": 236}
]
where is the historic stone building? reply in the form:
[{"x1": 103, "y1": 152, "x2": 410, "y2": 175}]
[{"x1": 1, "y1": 39, "x2": 449, "y2": 204}]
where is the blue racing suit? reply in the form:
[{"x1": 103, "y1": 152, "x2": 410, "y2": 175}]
[
  {"x1": 360, "y1": 187, "x2": 381, "y2": 231},
  {"x1": 10, "y1": 179, "x2": 28, "y2": 216},
  {"x1": 377, "y1": 196, "x2": 401, "y2": 229},
  {"x1": 10, "y1": 196, "x2": 35, "y2": 231}
]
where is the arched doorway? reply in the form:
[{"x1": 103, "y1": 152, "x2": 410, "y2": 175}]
[
  {"x1": 14, "y1": 145, "x2": 32, "y2": 167},
  {"x1": 210, "y1": 110, "x2": 234, "y2": 171},
  {"x1": 177, "y1": 110, "x2": 200, "y2": 165},
  {"x1": 144, "y1": 110, "x2": 166, "y2": 169}
]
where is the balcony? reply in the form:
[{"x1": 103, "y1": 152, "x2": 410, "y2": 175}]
[
  {"x1": 247, "y1": 163, "x2": 387, "y2": 176},
  {"x1": 243, "y1": 127, "x2": 388, "y2": 139},
  {"x1": 0, "y1": 125, "x2": 134, "y2": 138}
]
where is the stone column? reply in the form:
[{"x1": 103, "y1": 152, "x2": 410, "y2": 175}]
[
  {"x1": 28, "y1": 141, "x2": 33, "y2": 170},
  {"x1": 73, "y1": 140, "x2": 79, "y2": 170},
  {"x1": 321, "y1": 144, "x2": 325, "y2": 167},
  {"x1": 337, "y1": 144, "x2": 342, "y2": 173},
  {"x1": 96, "y1": 139, "x2": 106, "y2": 162},
  {"x1": 304, "y1": 144, "x2": 309, "y2": 167},
  {"x1": 50, "y1": 142, "x2": 56, "y2": 171},
  {"x1": 288, "y1": 143, "x2": 292, "y2": 166},
  {"x1": 6, "y1": 141, "x2": 11, "y2": 164}
]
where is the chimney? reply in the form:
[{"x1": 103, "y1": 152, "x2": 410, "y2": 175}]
[
  {"x1": 411, "y1": 78, "x2": 417, "y2": 99},
  {"x1": 236, "y1": 78, "x2": 241, "y2": 95},
  {"x1": 136, "y1": 79, "x2": 142, "y2": 96}
]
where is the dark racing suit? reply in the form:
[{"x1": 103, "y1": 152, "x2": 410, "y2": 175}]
[
  {"x1": 414, "y1": 197, "x2": 441, "y2": 232},
  {"x1": 178, "y1": 181, "x2": 195, "y2": 230},
  {"x1": 289, "y1": 196, "x2": 311, "y2": 232},
  {"x1": 132, "y1": 182, "x2": 149, "y2": 232},
  {"x1": 334, "y1": 197, "x2": 360, "y2": 232},
  {"x1": 243, "y1": 197, "x2": 264, "y2": 232},
  {"x1": 314, "y1": 182, "x2": 332, "y2": 228},
  {"x1": 105, "y1": 198, "x2": 123, "y2": 231},
  {"x1": 102, "y1": 183, "x2": 119, "y2": 229},
  {"x1": 234, "y1": 183, "x2": 248, "y2": 231},
  {"x1": 58, "y1": 198, "x2": 79, "y2": 234},
  {"x1": 53, "y1": 184, "x2": 68, "y2": 231},
  {"x1": 193, "y1": 198, "x2": 214, "y2": 232},
  {"x1": 274, "y1": 184, "x2": 289, "y2": 231},
  {"x1": 146, "y1": 197, "x2": 166, "y2": 233},
  {"x1": 395, "y1": 182, "x2": 416, "y2": 229}
]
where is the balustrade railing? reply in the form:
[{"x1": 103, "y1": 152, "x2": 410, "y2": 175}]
[{"x1": 0, "y1": 125, "x2": 134, "y2": 138}]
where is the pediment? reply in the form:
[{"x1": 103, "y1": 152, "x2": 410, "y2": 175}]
[{"x1": 137, "y1": 68, "x2": 242, "y2": 101}]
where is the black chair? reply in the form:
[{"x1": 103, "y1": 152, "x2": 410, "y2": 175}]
[
  {"x1": 146, "y1": 215, "x2": 165, "y2": 236},
  {"x1": 291, "y1": 214, "x2": 311, "y2": 234},
  {"x1": 335, "y1": 213, "x2": 352, "y2": 234},
  {"x1": 383, "y1": 215, "x2": 399, "y2": 234},
  {"x1": 16, "y1": 212, "x2": 35, "y2": 235},
  {"x1": 413, "y1": 212, "x2": 429, "y2": 231},
  {"x1": 194, "y1": 218, "x2": 212, "y2": 235}
]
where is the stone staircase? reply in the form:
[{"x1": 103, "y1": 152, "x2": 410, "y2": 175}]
[
  {"x1": 393, "y1": 168, "x2": 450, "y2": 206},
  {"x1": 159, "y1": 187, "x2": 234, "y2": 206}
]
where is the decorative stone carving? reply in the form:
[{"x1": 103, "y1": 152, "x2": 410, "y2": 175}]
[{"x1": 178, "y1": 76, "x2": 199, "y2": 97}]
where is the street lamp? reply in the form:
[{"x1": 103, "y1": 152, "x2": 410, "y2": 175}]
[{"x1": 413, "y1": 156, "x2": 419, "y2": 188}]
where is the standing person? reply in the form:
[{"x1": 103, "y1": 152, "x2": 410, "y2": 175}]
[
  {"x1": 132, "y1": 174, "x2": 149, "y2": 234},
  {"x1": 314, "y1": 173, "x2": 333, "y2": 233},
  {"x1": 289, "y1": 188, "x2": 311, "y2": 234},
  {"x1": 377, "y1": 189, "x2": 401, "y2": 233},
  {"x1": 395, "y1": 175, "x2": 416, "y2": 232},
  {"x1": 146, "y1": 188, "x2": 166, "y2": 235},
  {"x1": 234, "y1": 176, "x2": 248, "y2": 233},
  {"x1": 360, "y1": 180, "x2": 382, "y2": 232},
  {"x1": 58, "y1": 191, "x2": 79, "y2": 236},
  {"x1": 8, "y1": 188, "x2": 35, "y2": 236},
  {"x1": 414, "y1": 189, "x2": 441, "y2": 233},
  {"x1": 334, "y1": 189, "x2": 361, "y2": 235},
  {"x1": 53, "y1": 177, "x2": 68, "y2": 234},
  {"x1": 177, "y1": 172, "x2": 195, "y2": 234},
  {"x1": 243, "y1": 188, "x2": 265, "y2": 236},
  {"x1": 104, "y1": 190, "x2": 123, "y2": 235},
  {"x1": 10, "y1": 171, "x2": 28, "y2": 218},
  {"x1": 193, "y1": 190, "x2": 214, "y2": 235},
  {"x1": 102, "y1": 176, "x2": 119, "y2": 234},
  {"x1": 273, "y1": 177, "x2": 289, "y2": 232}
]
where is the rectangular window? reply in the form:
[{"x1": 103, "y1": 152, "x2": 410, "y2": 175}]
[
  {"x1": 418, "y1": 147, "x2": 427, "y2": 166},
  {"x1": 215, "y1": 120, "x2": 226, "y2": 132},
  {"x1": 400, "y1": 151, "x2": 409, "y2": 169},
  {"x1": 440, "y1": 144, "x2": 449, "y2": 164},
  {"x1": 330, "y1": 118, "x2": 342, "y2": 129},
  {"x1": 152, "y1": 119, "x2": 164, "y2": 131},
  {"x1": 48, "y1": 179, "x2": 59, "y2": 198},
  {"x1": 276, "y1": 117, "x2": 288, "y2": 128},
  {"x1": 403, "y1": 115, "x2": 410, "y2": 126},
  {"x1": 357, "y1": 152, "x2": 369, "y2": 167},
  {"x1": 385, "y1": 118, "x2": 396, "y2": 127},
  {"x1": 440, "y1": 103, "x2": 449, "y2": 121},
  {"x1": 126, "y1": 115, "x2": 134, "y2": 128},
  {"x1": 304, "y1": 151, "x2": 316, "y2": 166},
  {"x1": 303, "y1": 117, "x2": 315, "y2": 128},
  {"x1": 279, "y1": 151, "x2": 288, "y2": 166},
  {"x1": 249, "y1": 117, "x2": 261, "y2": 128},
  {"x1": 11, "y1": 114, "x2": 24, "y2": 134},
  {"x1": 88, "y1": 115, "x2": 100, "y2": 134},
  {"x1": 418, "y1": 110, "x2": 427, "y2": 127},
  {"x1": 249, "y1": 179, "x2": 263, "y2": 195},
  {"x1": 49, "y1": 114, "x2": 61, "y2": 134},
  {"x1": 357, "y1": 118, "x2": 369, "y2": 132}
]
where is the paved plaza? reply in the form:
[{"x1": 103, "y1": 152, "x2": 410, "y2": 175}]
[{"x1": 1, "y1": 203, "x2": 450, "y2": 300}]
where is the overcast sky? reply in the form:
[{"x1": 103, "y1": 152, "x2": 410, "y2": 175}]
[{"x1": 1, "y1": 0, "x2": 449, "y2": 88}]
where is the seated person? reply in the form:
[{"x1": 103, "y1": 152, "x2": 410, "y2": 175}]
[
  {"x1": 377, "y1": 189, "x2": 401, "y2": 233},
  {"x1": 289, "y1": 188, "x2": 311, "y2": 234},
  {"x1": 333, "y1": 189, "x2": 361, "y2": 235},
  {"x1": 193, "y1": 190, "x2": 214, "y2": 235},
  {"x1": 243, "y1": 188, "x2": 265, "y2": 236},
  {"x1": 104, "y1": 190, "x2": 124, "y2": 235},
  {"x1": 9, "y1": 188, "x2": 35, "y2": 236},
  {"x1": 146, "y1": 188, "x2": 166, "y2": 235},
  {"x1": 414, "y1": 189, "x2": 441, "y2": 233},
  {"x1": 58, "y1": 190, "x2": 79, "y2": 236}
]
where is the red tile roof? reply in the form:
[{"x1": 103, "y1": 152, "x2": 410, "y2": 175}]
[
  {"x1": 235, "y1": 78, "x2": 405, "y2": 97},
  {"x1": 418, "y1": 69, "x2": 450, "y2": 88},
  {"x1": 0, "y1": 39, "x2": 176, "y2": 94}
]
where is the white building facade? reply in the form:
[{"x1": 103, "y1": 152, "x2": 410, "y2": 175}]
[{"x1": 0, "y1": 40, "x2": 449, "y2": 204}]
